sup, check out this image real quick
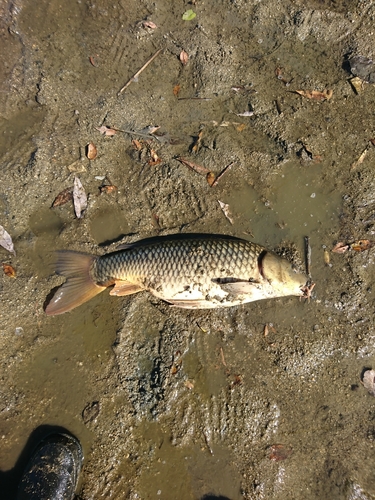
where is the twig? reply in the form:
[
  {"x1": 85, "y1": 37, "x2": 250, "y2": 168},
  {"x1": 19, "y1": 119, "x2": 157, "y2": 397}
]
[
  {"x1": 220, "y1": 347, "x2": 227, "y2": 367},
  {"x1": 211, "y1": 162, "x2": 234, "y2": 187},
  {"x1": 114, "y1": 127, "x2": 161, "y2": 141},
  {"x1": 304, "y1": 236, "x2": 311, "y2": 278},
  {"x1": 118, "y1": 49, "x2": 162, "y2": 96}
]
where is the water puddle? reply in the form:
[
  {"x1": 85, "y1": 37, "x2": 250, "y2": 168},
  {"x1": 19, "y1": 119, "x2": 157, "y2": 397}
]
[{"x1": 227, "y1": 162, "x2": 342, "y2": 247}]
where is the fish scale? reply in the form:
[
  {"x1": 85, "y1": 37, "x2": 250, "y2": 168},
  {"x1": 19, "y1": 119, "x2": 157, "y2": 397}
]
[{"x1": 93, "y1": 237, "x2": 264, "y2": 287}]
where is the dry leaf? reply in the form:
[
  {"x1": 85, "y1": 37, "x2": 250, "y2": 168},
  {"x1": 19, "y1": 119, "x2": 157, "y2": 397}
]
[
  {"x1": 350, "y1": 147, "x2": 369, "y2": 170},
  {"x1": 99, "y1": 185, "x2": 117, "y2": 194},
  {"x1": 73, "y1": 176, "x2": 87, "y2": 219},
  {"x1": 269, "y1": 444, "x2": 293, "y2": 461},
  {"x1": 236, "y1": 111, "x2": 254, "y2": 117},
  {"x1": 176, "y1": 157, "x2": 210, "y2": 176},
  {"x1": 236, "y1": 123, "x2": 246, "y2": 132},
  {"x1": 140, "y1": 125, "x2": 160, "y2": 135},
  {"x1": 89, "y1": 56, "x2": 98, "y2": 67},
  {"x1": 218, "y1": 200, "x2": 234, "y2": 224},
  {"x1": 351, "y1": 239, "x2": 375, "y2": 252},
  {"x1": 331, "y1": 242, "x2": 349, "y2": 253},
  {"x1": 294, "y1": 89, "x2": 333, "y2": 101},
  {"x1": 184, "y1": 380, "x2": 194, "y2": 390},
  {"x1": 86, "y1": 143, "x2": 97, "y2": 160},
  {"x1": 192, "y1": 130, "x2": 203, "y2": 153},
  {"x1": 349, "y1": 76, "x2": 365, "y2": 94},
  {"x1": 142, "y1": 20, "x2": 157, "y2": 29},
  {"x1": 206, "y1": 172, "x2": 216, "y2": 186},
  {"x1": 132, "y1": 139, "x2": 143, "y2": 150},
  {"x1": 0, "y1": 225, "x2": 16, "y2": 255},
  {"x1": 51, "y1": 187, "x2": 73, "y2": 208},
  {"x1": 82, "y1": 401, "x2": 100, "y2": 424},
  {"x1": 180, "y1": 50, "x2": 189, "y2": 65},
  {"x1": 148, "y1": 149, "x2": 162, "y2": 166},
  {"x1": 96, "y1": 126, "x2": 117, "y2": 137},
  {"x1": 173, "y1": 84, "x2": 181, "y2": 97},
  {"x1": 2, "y1": 263, "x2": 16, "y2": 278}
]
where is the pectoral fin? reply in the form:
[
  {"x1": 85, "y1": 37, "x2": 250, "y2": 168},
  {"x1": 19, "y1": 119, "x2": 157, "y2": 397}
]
[{"x1": 110, "y1": 280, "x2": 144, "y2": 296}]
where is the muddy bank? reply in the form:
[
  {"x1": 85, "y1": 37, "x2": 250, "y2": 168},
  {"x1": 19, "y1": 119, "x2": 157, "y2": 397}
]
[{"x1": 1, "y1": 0, "x2": 375, "y2": 498}]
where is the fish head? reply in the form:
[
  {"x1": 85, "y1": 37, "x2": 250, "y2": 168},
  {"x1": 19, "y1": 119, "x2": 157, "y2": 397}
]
[{"x1": 261, "y1": 252, "x2": 307, "y2": 297}]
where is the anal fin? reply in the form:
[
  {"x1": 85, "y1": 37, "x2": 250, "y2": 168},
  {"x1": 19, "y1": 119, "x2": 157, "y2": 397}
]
[
  {"x1": 165, "y1": 299, "x2": 213, "y2": 309},
  {"x1": 110, "y1": 280, "x2": 143, "y2": 296}
]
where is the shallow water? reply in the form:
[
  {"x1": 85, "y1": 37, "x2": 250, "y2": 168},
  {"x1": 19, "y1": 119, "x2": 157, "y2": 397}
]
[{"x1": 1, "y1": 0, "x2": 375, "y2": 499}]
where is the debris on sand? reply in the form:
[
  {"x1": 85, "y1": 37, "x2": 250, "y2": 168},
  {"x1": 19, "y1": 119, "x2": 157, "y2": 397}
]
[
  {"x1": 218, "y1": 200, "x2": 234, "y2": 224},
  {"x1": 179, "y1": 50, "x2": 189, "y2": 66},
  {"x1": 118, "y1": 48, "x2": 162, "y2": 95},
  {"x1": 0, "y1": 225, "x2": 16, "y2": 255},
  {"x1": 51, "y1": 187, "x2": 73, "y2": 208},
  {"x1": 362, "y1": 369, "x2": 375, "y2": 396},
  {"x1": 182, "y1": 9, "x2": 196, "y2": 21},
  {"x1": 293, "y1": 89, "x2": 333, "y2": 101},
  {"x1": 2, "y1": 263, "x2": 16, "y2": 278},
  {"x1": 73, "y1": 176, "x2": 88, "y2": 219},
  {"x1": 86, "y1": 143, "x2": 97, "y2": 160}
]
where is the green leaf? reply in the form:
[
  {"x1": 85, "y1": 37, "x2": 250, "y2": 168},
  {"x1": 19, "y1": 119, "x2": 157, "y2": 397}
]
[{"x1": 182, "y1": 9, "x2": 196, "y2": 21}]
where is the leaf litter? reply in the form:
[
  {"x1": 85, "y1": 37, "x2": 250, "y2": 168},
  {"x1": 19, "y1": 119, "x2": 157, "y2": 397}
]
[
  {"x1": 73, "y1": 176, "x2": 88, "y2": 219},
  {"x1": 2, "y1": 263, "x2": 16, "y2": 278},
  {"x1": 0, "y1": 225, "x2": 16, "y2": 255}
]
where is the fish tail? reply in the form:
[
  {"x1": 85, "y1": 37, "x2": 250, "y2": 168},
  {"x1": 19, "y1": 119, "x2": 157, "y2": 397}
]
[{"x1": 45, "y1": 251, "x2": 106, "y2": 315}]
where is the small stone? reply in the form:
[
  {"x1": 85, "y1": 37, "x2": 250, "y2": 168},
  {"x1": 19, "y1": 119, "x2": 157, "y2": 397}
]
[{"x1": 362, "y1": 369, "x2": 375, "y2": 396}]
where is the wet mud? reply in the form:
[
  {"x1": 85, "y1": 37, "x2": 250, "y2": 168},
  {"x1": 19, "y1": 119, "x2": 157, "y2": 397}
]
[{"x1": 1, "y1": 0, "x2": 375, "y2": 498}]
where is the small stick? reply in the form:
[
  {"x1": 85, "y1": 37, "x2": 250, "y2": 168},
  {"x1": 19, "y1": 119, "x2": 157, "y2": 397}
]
[
  {"x1": 177, "y1": 97, "x2": 212, "y2": 101},
  {"x1": 118, "y1": 49, "x2": 162, "y2": 96},
  {"x1": 113, "y1": 127, "x2": 161, "y2": 141},
  {"x1": 220, "y1": 347, "x2": 227, "y2": 367},
  {"x1": 211, "y1": 162, "x2": 234, "y2": 187},
  {"x1": 304, "y1": 236, "x2": 311, "y2": 278}
]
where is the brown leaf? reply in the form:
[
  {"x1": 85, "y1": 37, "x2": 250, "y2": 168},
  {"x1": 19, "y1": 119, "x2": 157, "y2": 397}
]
[
  {"x1": 206, "y1": 172, "x2": 216, "y2": 186},
  {"x1": 2, "y1": 263, "x2": 16, "y2": 278},
  {"x1": 96, "y1": 126, "x2": 117, "y2": 137},
  {"x1": 350, "y1": 239, "x2": 375, "y2": 252},
  {"x1": 89, "y1": 56, "x2": 98, "y2": 67},
  {"x1": 173, "y1": 84, "x2": 181, "y2": 97},
  {"x1": 176, "y1": 157, "x2": 210, "y2": 176},
  {"x1": 269, "y1": 444, "x2": 293, "y2": 461},
  {"x1": 86, "y1": 143, "x2": 97, "y2": 160},
  {"x1": 192, "y1": 130, "x2": 203, "y2": 153},
  {"x1": 148, "y1": 149, "x2": 162, "y2": 166},
  {"x1": 294, "y1": 89, "x2": 333, "y2": 101},
  {"x1": 99, "y1": 185, "x2": 117, "y2": 194},
  {"x1": 82, "y1": 401, "x2": 100, "y2": 424},
  {"x1": 179, "y1": 50, "x2": 189, "y2": 66},
  {"x1": 51, "y1": 187, "x2": 73, "y2": 208},
  {"x1": 331, "y1": 242, "x2": 349, "y2": 253},
  {"x1": 132, "y1": 139, "x2": 143, "y2": 150}
]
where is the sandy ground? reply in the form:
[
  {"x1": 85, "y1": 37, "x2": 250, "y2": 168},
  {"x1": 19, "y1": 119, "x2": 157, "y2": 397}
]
[{"x1": 1, "y1": 0, "x2": 375, "y2": 498}]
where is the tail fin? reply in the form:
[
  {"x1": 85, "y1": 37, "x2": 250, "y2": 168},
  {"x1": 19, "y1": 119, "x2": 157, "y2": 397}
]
[{"x1": 45, "y1": 251, "x2": 106, "y2": 315}]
